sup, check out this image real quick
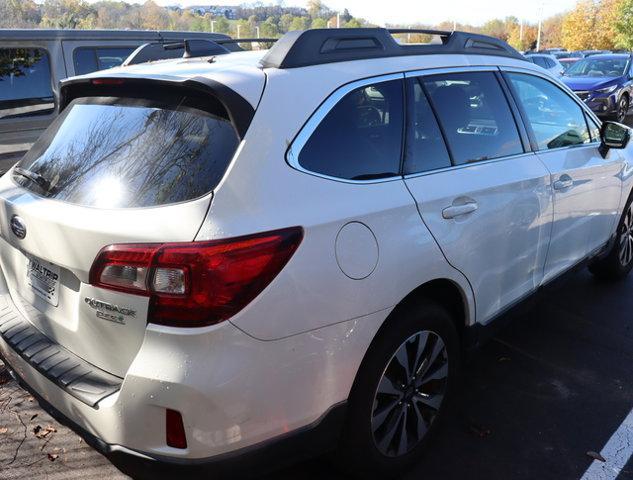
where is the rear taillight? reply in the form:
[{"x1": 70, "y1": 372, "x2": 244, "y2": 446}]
[{"x1": 89, "y1": 227, "x2": 303, "y2": 327}]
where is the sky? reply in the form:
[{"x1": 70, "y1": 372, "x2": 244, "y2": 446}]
[{"x1": 144, "y1": 0, "x2": 581, "y2": 26}]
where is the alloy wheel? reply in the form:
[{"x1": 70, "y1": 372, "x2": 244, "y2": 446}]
[
  {"x1": 618, "y1": 96, "x2": 629, "y2": 123},
  {"x1": 619, "y1": 203, "x2": 633, "y2": 266},
  {"x1": 371, "y1": 330, "x2": 448, "y2": 457}
]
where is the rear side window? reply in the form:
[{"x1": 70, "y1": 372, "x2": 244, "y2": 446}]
[
  {"x1": 297, "y1": 79, "x2": 403, "y2": 181},
  {"x1": 404, "y1": 79, "x2": 451, "y2": 174},
  {"x1": 74, "y1": 47, "x2": 136, "y2": 75},
  {"x1": 421, "y1": 72, "x2": 523, "y2": 165},
  {"x1": 0, "y1": 48, "x2": 54, "y2": 120},
  {"x1": 506, "y1": 73, "x2": 590, "y2": 150},
  {"x1": 14, "y1": 96, "x2": 239, "y2": 208}
]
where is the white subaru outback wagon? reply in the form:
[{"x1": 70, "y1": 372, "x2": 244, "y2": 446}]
[{"x1": 0, "y1": 28, "x2": 632, "y2": 478}]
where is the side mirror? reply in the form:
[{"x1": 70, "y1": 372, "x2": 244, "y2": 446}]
[{"x1": 599, "y1": 121, "x2": 631, "y2": 158}]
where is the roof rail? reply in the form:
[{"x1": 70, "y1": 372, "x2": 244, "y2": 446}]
[
  {"x1": 260, "y1": 28, "x2": 524, "y2": 69},
  {"x1": 215, "y1": 37, "x2": 278, "y2": 45},
  {"x1": 123, "y1": 38, "x2": 231, "y2": 66}
]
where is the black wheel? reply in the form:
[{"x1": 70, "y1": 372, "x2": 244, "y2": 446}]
[
  {"x1": 336, "y1": 299, "x2": 459, "y2": 479},
  {"x1": 589, "y1": 195, "x2": 633, "y2": 280},
  {"x1": 616, "y1": 95, "x2": 629, "y2": 123}
]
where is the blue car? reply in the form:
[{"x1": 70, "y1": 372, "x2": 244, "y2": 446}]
[{"x1": 561, "y1": 53, "x2": 633, "y2": 123}]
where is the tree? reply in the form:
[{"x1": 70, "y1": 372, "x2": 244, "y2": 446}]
[
  {"x1": 140, "y1": 0, "x2": 169, "y2": 30},
  {"x1": 481, "y1": 18, "x2": 508, "y2": 41},
  {"x1": 260, "y1": 16, "x2": 279, "y2": 37},
  {"x1": 307, "y1": 0, "x2": 324, "y2": 18},
  {"x1": 0, "y1": 0, "x2": 41, "y2": 28},
  {"x1": 541, "y1": 13, "x2": 564, "y2": 49},
  {"x1": 40, "y1": 0, "x2": 95, "y2": 29},
  {"x1": 561, "y1": 1, "x2": 598, "y2": 50},
  {"x1": 311, "y1": 17, "x2": 327, "y2": 29},
  {"x1": 344, "y1": 18, "x2": 362, "y2": 28},
  {"x1": 214, "y1": 16, "x2": 230, "y2": 34},
  {"x1": 616, "y1": 0, "x2": 633, "y2": 48},
  {"x1": 289, "y1": 16, "x2": 310, "y2": 31}
]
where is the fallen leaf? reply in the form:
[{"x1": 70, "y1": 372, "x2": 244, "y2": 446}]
[
  {"x1": 30, "y1": 414, "x2": 38, "y2": 421},
  {"x1": 498, "y1": 356, "x2": 511, "y2": 363},
  {"x1": 34, "y1": 425, "x2": 57, "y2": 439},
  {"x1": 0, "y1": 427, "x2": 8, "y2": 434},
  {"x1": 47, "y1": 453, "x2": 58, "y2": 462},
  {"x1": 587, "y1": 451, "x2": 606, "y2": 462}
]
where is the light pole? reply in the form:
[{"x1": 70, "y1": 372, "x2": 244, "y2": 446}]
[
  {"x1": 536, "y1": 3, "x2": 544, "y2": 51},
  {"x1": 237, "y1": 24, "x2": 241, "y2": 39},
  {"x1": 336, "y1": 13, "x2": 340, "y2": 28},
  {"x1": 256, "y1": 26, "x2": 260, "y2": 38},
  {"x1": 210, "y1": 20, "x2": 216, "y2": 33}
]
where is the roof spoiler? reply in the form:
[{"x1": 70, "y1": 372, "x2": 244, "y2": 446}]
[
  {"x1": 260, "y1": 28, "x2": 524, "y2": 69},
  {"x1": 59, "y1": 76, "x2": 255, "y2": 139}
]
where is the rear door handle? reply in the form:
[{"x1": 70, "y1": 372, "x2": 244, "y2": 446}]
[
  {"x1": 442, "y1": 202, "x2": 478, "y2": 219},
  {"x1": 553, "y1": 174, "x2": 573, "y2": 190}
]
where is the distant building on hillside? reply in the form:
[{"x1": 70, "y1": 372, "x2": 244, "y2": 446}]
[{"x1": 188, "y1": 5, "x2": 238, "y2": 19}]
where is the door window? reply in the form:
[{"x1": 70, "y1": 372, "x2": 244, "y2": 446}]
[
  {"x1": 0, "y1": 48, "x2": 54, "y2": 120},
  {"x1": 297, "y1": 79, "x2": 404, "y2": 180},
  {"x1": 506, "y1": 72, "x2": 591, "y2": 150},
  {"x1": 404, "y1": 78, "x2": 451, "y2": 174},
  {"x1": 421, "y1": 71, "x2": 523, "y2": 165},
  {"x1": 74, "y1": 47, "x2": 136, "y2": 75}
]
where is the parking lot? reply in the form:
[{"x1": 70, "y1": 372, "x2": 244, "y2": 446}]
[{"x1": 0, "y1": 266, "x2": 632, "y2": 479}]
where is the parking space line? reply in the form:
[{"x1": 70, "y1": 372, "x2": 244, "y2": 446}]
[{"x1": 580, "y1": 407, "x2": 633, "y2": 480}]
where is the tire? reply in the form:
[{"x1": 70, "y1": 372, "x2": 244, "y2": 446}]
[
  {"x1": 589, "y1": 194, "x2": 633, "y2": 280},
  {"x1": 336, "y1": 299, "x2": 460, "y2": 479},
  {"x1": 615, "y1": 94, "x2": 629, "y2": 123}
]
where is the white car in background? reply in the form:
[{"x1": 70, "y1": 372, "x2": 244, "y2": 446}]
[
  {"x1": 525, "y1": 53, "x2": 566, "y2": 76},
  {"x1": 0, "y1": 28, "x2": 632, "y2": 479}
]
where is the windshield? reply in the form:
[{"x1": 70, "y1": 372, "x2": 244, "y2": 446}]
[
  {"x1": 13, "y1": 96, "x2": 239, "y2": 208},
  {"x1": 565, "y1": 57, "x2": 628, "y2": 77}
]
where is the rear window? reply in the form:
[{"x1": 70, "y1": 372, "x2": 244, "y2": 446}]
[
  {"x1": 0, "y1": 48, "x2": 54, "y2": 120},
  {"x1": 13, "y1": 96, "x2": 239, "y2": 208}
]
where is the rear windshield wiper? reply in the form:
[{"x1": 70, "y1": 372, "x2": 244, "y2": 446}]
[{"x1": 13, "y1": 166, "x2": 51, "y2": 191}]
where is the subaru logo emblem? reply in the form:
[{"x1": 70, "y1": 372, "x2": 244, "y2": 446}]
[{"x1": 10, "y1": 215, "x2": 26, "y2": 239}]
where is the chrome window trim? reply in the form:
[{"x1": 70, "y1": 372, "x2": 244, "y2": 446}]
[
  {"x1": 286, "y1": 72, "x2": 404, "y2": 185},
  {"x1": 402, "y1": 151, "x2": 538, "y2": 180}
]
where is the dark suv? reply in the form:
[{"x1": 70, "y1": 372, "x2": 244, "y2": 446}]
[{"x1": 562, "y1": 53, "x2": 633, "y2": 122}]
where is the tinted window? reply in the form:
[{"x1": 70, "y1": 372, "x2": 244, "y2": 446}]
[
  {"x1": 73, "y1": 48, "x2": 98, "y2": 75},
  {"x1": 506, "y1": 73, "x2": 590, "y2": 150},
  {"x1": 532, "y1": 57, "x2": 547, "y2": 68},
  {"x1": 74, "y1": 47, "x2": 135, "y2": 75},
  {"x1": 422, "y1": 72, "x2": 523, "y2": 165},
  {"x1": 0, "y1": 48, "x2": 54, "y2": 120},
  {"x1": 404, "y1": 79, "x2": 451, "y2": 174},
  {"x1": 298, "y1": 80, "x2": 403, "y2": 180},
  {"x1": 14, "y1": 96, "x2": 239, "y2": 208}
]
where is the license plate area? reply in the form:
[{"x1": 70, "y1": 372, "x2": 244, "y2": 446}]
[{"x1": 26, "y1": 256, "x2": 60, "y2": 307}]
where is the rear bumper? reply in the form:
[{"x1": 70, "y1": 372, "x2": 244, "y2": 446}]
[
  {"x1": 0, "y1": 281, "x2": 383, "y2": 470},
  {"x1": 2, "y1": 358, "x2": 346, "y2": 478}
]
